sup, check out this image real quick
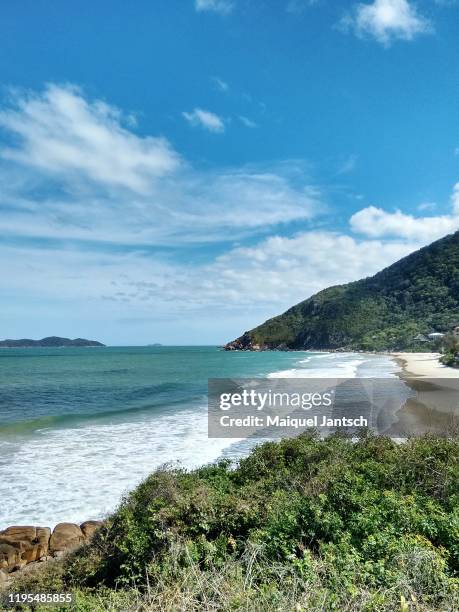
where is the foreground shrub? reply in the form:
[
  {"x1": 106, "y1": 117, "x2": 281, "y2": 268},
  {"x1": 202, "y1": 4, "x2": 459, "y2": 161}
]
[{"x1": 9, "y1": 433, "x2": 459, "y2": 611}]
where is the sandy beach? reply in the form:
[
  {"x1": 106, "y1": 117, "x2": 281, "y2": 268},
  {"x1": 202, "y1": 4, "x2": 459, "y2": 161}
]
[
  {"x1": 391, "y1": 352, "x2": 459, "y2": 378},
  {"x1": 387, "y1": 352, "x2": 459, "y2": 436}
]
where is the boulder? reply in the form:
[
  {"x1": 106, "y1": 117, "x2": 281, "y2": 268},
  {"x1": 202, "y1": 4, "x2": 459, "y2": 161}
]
[
  {"x1": 0, "y1": 540, "x2": 23, "y2": 571},
  {"x1": 49, "y1": 523, "x2": 84, "y2": 554},
  {"x1": 0, "y1": 526, "x2": 51, "y2": 565},
  {"x1": 80, "y1": 520, "x2": 103, "y2": 540},
  {"x1": 0, "y1": 568, "x2": 10, "y2": 585},
  {"x1": 1, "y1": 526, "x2": 36, "y2": 542},
  {"x1": 0, "y1": 520, "x2": 101, "y2": 571}
]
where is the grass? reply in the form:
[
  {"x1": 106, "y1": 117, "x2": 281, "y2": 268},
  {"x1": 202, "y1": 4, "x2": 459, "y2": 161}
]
[{"x1": 5, "y1": 431, "x2": 459, "y2": 611}]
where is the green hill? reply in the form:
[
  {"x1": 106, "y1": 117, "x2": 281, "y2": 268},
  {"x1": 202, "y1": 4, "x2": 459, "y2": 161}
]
[{"x1": 225, "y1": 230, "x2": 459, "y2": 352}]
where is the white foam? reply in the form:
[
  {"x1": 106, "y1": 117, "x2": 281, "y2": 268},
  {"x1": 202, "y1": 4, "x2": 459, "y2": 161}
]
[
  {"x1": 0, "y1": 405, "x2": 240, "y2": 528},
  {"x1": 0, "y1": 352, "x2": 401, "y2": 528},
  {"x1": 268, "y1": 352, "x2": 368, "y2": 379}
]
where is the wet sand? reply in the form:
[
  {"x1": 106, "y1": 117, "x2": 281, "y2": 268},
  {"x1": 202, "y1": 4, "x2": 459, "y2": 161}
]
[{"x1": 386, "y1": 353, "x2": 459, "y2": 436}]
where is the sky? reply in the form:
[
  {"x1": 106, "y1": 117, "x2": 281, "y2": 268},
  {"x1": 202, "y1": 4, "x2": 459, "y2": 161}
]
[{"x1": 0, "y1": 0, "x2": 458, "y2": 345}]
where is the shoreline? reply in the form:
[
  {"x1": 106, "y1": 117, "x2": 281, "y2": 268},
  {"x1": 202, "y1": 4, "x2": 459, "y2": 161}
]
[{"x1": 387, "y1": 352, "x2": 459, "y2": 436}]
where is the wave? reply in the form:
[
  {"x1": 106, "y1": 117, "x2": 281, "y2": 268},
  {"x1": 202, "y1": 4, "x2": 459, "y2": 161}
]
[
  {"x1": 0, "y1": 403, "x2": 242, "y2": 527},
  {"x1": 0, "y1": 388, "x2": 207, "y2": 436},
  {"x1": 266, "y1": 352, "x2": 399, "y2": 379},
  {"x1": 0, "y1": 347, "x2": 402, "y2": 528}
]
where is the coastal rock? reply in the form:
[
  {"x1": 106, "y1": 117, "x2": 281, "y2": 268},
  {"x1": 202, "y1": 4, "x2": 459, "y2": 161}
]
[
  {"x1": 0, "y1": 568, "x2": 9, "y2": 584},
  {"x1": 49, "y1": 523, "x2": 84, "y2": 553},
  {"x1": 0, "y1": 520, "x2": 103, "y2": 575},
  {"x1": 0, "y1": 540, "x2": 24, "y2": 571},
  {"x1": 80, "y1": 520, "x2": 103, "y2": 540},
  {"x1": 0, "y1": 526, "x2": 52, "y2": 570},
  {"x1": 1, "y1": 526, "x2": 37, "y2": 542},
  {"x1": 224, "y1": 332, "x2": 265, "y2": 351}
]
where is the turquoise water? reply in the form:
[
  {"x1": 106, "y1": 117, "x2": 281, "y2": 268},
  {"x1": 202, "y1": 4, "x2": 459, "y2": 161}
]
[
  {"x1": 0, "y1": 346, "x2": 399, "y2": 527},
  {"x1": 0, "y1": 346, "x2": 318, "y2": 432}
]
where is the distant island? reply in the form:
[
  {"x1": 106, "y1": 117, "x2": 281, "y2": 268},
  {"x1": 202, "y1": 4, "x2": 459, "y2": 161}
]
[
  {"x1": 0, "y1": 336, "x2": 105, "y2": 348},
  {"x1": 225, "y1": 230, "x2": 459, "y2": 352}
]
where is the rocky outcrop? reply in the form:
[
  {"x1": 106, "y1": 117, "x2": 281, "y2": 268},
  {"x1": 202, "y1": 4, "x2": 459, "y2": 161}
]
[
  {"x1": 0, "y1": 521, "x2": 103, "y2": 577},
  {"x1": 224, "y1": 332, "x2": 264, "y2": 351},
  {"x1": 0, "y1": 526, "x2": 51, "y2": 569},
  {"x1": 80, "y1": 520, "x2": 102, "y2": 540},
  {"x1": 49, "y1": 523, "x2": 84, "y2": 555},
  {"x1": 224, "y1": 332, "x2": 290, "y2": 351}
]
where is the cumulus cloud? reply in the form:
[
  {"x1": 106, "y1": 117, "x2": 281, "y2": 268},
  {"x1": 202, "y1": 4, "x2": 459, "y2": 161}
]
[
  {"x1": 0, "y1": 84, "x2": 180, "y2": 194},
  {"x1": 190, "y1": 231, "x2": 419, "y2": 308},
  {"x1": 341, "y1": 0, "x2": 432, "y2": 45},
  {"x1": 195, "y1": 0, "x2": 234, "y2": 15},
  {"x1": 0, "y1": 83, "x2": 454, "y2": 343},
  {"x1": 0, "y1": 231, "x2": 422, "y2": 325},
  {"x1": 0, "y1": 85, "x2": 320, "y2": 245},
  {"x1": 182, "y1": 108, "x2": 225, "y2": 133},
  {"x1": 350, "y1": 204, "x2": 459, "y2": 241}
]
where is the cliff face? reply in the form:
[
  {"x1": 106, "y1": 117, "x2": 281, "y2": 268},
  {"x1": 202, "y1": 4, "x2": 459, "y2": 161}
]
[{"x1": 225, "y1": 230, "x2": 459, "y2": 352}]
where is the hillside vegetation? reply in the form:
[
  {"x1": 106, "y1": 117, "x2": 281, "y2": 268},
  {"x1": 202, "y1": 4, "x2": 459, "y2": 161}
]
[
  {"x1": 10, "y1": 433, "x2": 459, "y2": 611},
  {"x1": 225, "y1": 231, "x2": 459, "y2": 351}
]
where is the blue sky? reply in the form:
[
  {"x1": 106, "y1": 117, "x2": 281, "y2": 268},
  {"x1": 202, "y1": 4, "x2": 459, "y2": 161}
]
[{"x1": 0, "y1": 0, "x2": 458, "y2": 344}]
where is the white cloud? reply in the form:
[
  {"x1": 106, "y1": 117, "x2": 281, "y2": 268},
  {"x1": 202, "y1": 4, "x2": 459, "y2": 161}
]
[
  {"x1": 0, "y1": 166, "x2": 320, "y2": 245},
  {"x1": 1, "y1": 83, "x2": 456, "y2": 343},
  {"x1": 212, "y1": 77, "x2": 229, "y2": 92},
  {"x1": 239, "y1": 116, "x2": 257, "y2": 128},
  {"x1": 451, "y1": 183, "x2": 459, "y2": 214},
  {"x1": 338, "y1": 154, "x2": 358, "y2": 174},
  {"x1": 350, "y1": 204, "x2": 459, "y2": 241},
  {"x1": 195, "y1": 0, "x2": 234, "y2": 15},
  {"x1": 182, "y1": 108, "x2": 225, "y2": 133},
  {"x1": 0, "y1": 84, "x2": 320, "y2": 245},
  {"x1": 341, "y1": 0, "x2": 432, "y2": 45},
  {"x1": 192, "y1": 231, "x2": 419, "y2": 309},
  {"x1": 417, "y1": 201, "x2": 436, "y2": 212},
  {"x1": 0, "y1": 231, "x2": 421, "y2": 325},
  {"x1": 0, "y1": 84, "x2": 180, "y2": 194}
]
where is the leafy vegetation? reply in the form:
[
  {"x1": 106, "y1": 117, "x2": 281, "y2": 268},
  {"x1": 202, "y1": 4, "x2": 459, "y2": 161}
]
[
  {"x1": 10, "y1": 432, "x2": 459, "y2": 611},
  {"x1": 227, "y1": 230, "x2": 459, "y2": 351},
  {"x1": 440, "y1": 333, "x2": 459, "y2": 368}
]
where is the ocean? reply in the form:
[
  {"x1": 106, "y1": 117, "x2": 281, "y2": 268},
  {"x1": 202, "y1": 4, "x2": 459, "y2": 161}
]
[{"x1": 0, "y1": 346, "x2": 401, "y2": 527}]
